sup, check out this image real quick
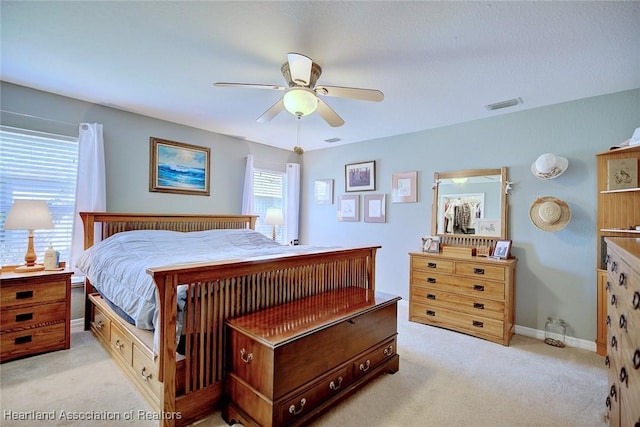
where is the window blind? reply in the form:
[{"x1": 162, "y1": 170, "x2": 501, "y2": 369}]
[
  {"x1": 253, "y1": 168, "x2": 287, "y2": 242},
  {"x1": 0, "y1": 126, "x2": 79, "y2": 266}
]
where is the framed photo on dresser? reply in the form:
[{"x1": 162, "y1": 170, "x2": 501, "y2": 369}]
[{"x1": 492, "y1": 240, "x2": 512, "y2": 259}]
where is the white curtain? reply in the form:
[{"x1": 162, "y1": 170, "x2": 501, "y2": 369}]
[
  {"x1": 285, "y1": 162, "x2": 300, "y2": 244},
  {"x1": 70, "y1": 123, "x2": 106, "y2": 273},
  {"x1": 241, "y1": 154, "x2": 255, "y2": 215}
]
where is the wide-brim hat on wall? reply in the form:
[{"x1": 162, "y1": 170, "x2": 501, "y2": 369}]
[
  {"x1": 531, "y1": 153, "x2": 568, "y2": 180},
  {"x1": 529, "y1": 196, "x2": 571, "y2": 232}
]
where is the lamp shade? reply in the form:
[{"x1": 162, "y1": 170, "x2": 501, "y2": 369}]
[
  {"x1": 283, "y1": 87, "x2": 318, "y2": 117},
  {"x1": 264, "y1": 208, "x2": 284, "y2": 226},
  {"x1": 4, "y1": 200, "x2": 54, "y2": 230}
]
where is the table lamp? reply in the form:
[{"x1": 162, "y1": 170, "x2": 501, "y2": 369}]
[
  {"x1": 264, "y1": 208, "x2": 284, "y2": 241},
  {"x1": 4, "y1": 199, "x2": 54, "y2": 272}
]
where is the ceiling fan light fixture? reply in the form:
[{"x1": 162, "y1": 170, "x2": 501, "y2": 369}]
[{"x1": 283, "y1": 87, "x2": 318, "y2": 117}]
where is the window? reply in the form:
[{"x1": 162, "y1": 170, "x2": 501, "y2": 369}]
[
  {"x1": 0, "y1": 126, "x2": 79, "y2": 267},
  {"x1": 253, "y1": 168, "x2": 287, "y2": 243}
]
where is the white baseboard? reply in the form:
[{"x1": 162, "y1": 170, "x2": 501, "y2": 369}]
[
  {"x1": 514, "y1": 325, "x2": 597, "y2": 352},
  {"x1": 71, "y1": 318, "x2": 84, "y2": 329}
]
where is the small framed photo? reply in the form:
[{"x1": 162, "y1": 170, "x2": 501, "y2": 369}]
[
  {"x1": 149, "y1": 137, "x2": 210, "y2": 196},
  {"x1": 364, "y1": 194, "x2": 386, "y2": 223},
  {"x1": 392, "y1": 171, "x2": 418, "y2": 203},
  {"x1": 421, "y1": 236, "x2": 441, "y2": 253},
  {"x1": 492, "y1": 240, "x2": 512, "y2": 259},
  {"x1": 345, "y1": 161, "x2": 376, "y2": 192},
  {"x1": 313, "y1": 179, "x2": 334, "y2": 204},
  {"x1": 338, "y1": 194, "x2": 359, "y2": 222}
]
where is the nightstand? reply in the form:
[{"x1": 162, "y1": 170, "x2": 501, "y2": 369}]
[{"x1": 1, "y1": 267, "x2": 72, "y2": 362}]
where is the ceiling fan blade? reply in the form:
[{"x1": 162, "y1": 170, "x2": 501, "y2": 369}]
[
  {"x1": 315, "y1": 85, "x2": 384, "y2": 102},
  {"x1": 287, "y1": 53, "x2": 313, "y2": 86},
  {"x1": 316, "y1": 99, "x2": 345, "y2": 127},
  {"x1": 214, "y1": 82, "x2": 286, "y2": 91},
  {"x1": 256, "y1": 98, "x2": 284, "y2": 123}
]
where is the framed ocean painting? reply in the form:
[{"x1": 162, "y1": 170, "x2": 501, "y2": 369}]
[{"x1": 149, "y1": 137, "x2": 210, "y2": 196}]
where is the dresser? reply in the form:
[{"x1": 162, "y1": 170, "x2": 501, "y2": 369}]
[
  {"x1": 409, "y1": 252, "x2": 517, "y2": 345},
  {"x1": 1, "y1": 268, "x2": 72, "y2": 362},
  {"x1": 223, "y1": 287, "x2": 400, "y2": 427},
  {"x1": 604, "y1": 237, "x2": 640, "y2": 426}
]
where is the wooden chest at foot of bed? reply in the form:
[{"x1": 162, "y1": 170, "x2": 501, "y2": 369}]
[{"x1": 222, "y1": 287, "x2": 401, "y2": 427}]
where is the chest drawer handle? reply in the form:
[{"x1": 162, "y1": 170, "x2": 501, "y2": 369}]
[
  {"x1": 618, "y1": 273, "x2": 626, "y2": 288},
  {"x1": 426, "y1": 310, "x2": 436, "y2": 317},
  {"x1": 605, "y1": 281, "x2": 612, "y2": 291},
  {"x1": 240, "y1": 348, "x2": 253, "y2": 364},
  {"x1": 15, "y1": 290, "x2": 34, "y2": 300},
  {"x1": 92, "y1": 320, "x2": 105, "y2": 330},
  {"x1": 15, "y1": 312, "x2": 34, "y2": 322},
  {"x1": 606, "y1": 315, "x2": 611, "y2": 326},
  {"x1": 610, "y1": 384, "x2": 617, "y2": 401},
  {"x1": 619, "y1": 367, "x2": 628, "y2": 386},
  {"x1": 605, "y1": 255, "x2": 611, "y2": 265},
  {"x1": 427, "y1": 262, "x2": 437, "y2": 268},
  {"x1": 473, "y1": 284, "x2": 485, "y2": 292},
  {"x1": 633, "y1": 291, "x2": 640, "y2": 310},
  {"x1": 427, "y1": 277, "x2": 436, "y2": 284},
  {"x1": 288, "y1": 398, "x2": 306, "y2": 415},
  {"x1": 472, "y1": 320, "x2": 484, "y2": 328},
  {"x1": 14, "y1": 335, "x2": 32, "y2": 345},
  {"x1": 426, "y1": 293, "x2": 436, "y2": 300},
  {"x1": 610, "y1": 294, "x2": 617, "y2": 307},
  {"x1": 329, "y1": 376, "x2": 343, "y2": 390},
  {"x1": 605, "y1": 396, "x2": 611, "y2": 410},
  {"x1": 473, "y1": 303, "x2": 485, "y2": 310},
  {"x1": 633, "y1": 349, "x2": 640, "y2": 369},
  {"x1": 605, "y1": 355, "x2": 610, "y2": 367},
  {"x1": 611, "y1": 336, "x2": 618, "y2": 349},
  {"x1": 610, "y1": 261, "x2": 617, "y2": 272},
  {"x1": 383, "y1": 344, "x2": 394, "y2": 356},
  {"x1": 140, "y1": 367, "x2": 153, "y2": 382},
  {"x1": 359, "y1": 359, "x2": 371, "y2": 372},
  {"x1": 619, "y1": 315, "x2": 627, "y2": 331},
  {"x1": 473, "y1": 268, "x2": 485, "y2": 275},
  {"x1": 113, "y1": 339, "x2": 124, "y2": 350}
]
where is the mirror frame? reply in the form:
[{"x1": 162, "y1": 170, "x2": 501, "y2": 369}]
[{"x1": 431, "y1": 167, "x2": 508, "y2": 242}]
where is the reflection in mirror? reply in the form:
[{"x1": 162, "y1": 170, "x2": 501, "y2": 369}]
[{"x1": 432, "y1": 168, "x2": 508, "y2": 240}]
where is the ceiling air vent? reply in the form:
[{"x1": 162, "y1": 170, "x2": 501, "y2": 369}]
[
  {"x1": 325, "y1": 137, "x2": 342, "y2": 143},
  {"x1": 485, "y1": 97, "x2": 522, "y2": 111}
]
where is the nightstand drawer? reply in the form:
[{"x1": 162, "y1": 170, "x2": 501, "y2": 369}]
[
  {"x1": 0, "y1": 279, "x2": 67, "y2": 308},
  {"x1": 0, "y1": 323, "x2": 66, "y2": 361},
  {"x1": 1, "y1": 301, "x2": 66, "y2": 331}
]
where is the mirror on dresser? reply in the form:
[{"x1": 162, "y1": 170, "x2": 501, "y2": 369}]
[{"x1": 431, "y1": 167, "x2": 509, "y2": 247}]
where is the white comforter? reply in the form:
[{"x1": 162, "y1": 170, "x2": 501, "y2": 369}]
[{"x1": 76, "y1": 228, "x2": 331, "y2": 332}]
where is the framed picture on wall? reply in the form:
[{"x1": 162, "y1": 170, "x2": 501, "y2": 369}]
[
  {"x1": 338, "y1": 194, "x2": 359, "y2": 222},
  {"x1": 313, "y1": 179, "x2": 334, "y2": 204},
  {"x1": 364, "y1": 194, "x2": 386, "y2": 223},
  {"x1": 149, "y1": 137, "x2": 210, "y2": 196},
  {"x1": 345, "y1": 161, "x2": 376, "y2": 192},
  {"x1": 391, "y1": 171, "x2": 417, "y2": 203}
]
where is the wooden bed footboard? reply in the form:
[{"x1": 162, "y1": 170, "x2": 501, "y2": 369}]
[{"x1": 79, "y1": 212, "x2": 379, "y2": 427}]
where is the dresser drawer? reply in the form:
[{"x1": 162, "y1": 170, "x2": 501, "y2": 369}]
[
  {"x1": 0, "y1": 279, "x2": 67, "y2": 309},
  {"x1": 411, "y1": 256, "x2": 454, "y2": 274},
  {"x1": 277, "y1": 365, "x2": 350, "y2": 426},
  {"x1": 1, "y1": 323, "x2": 66, "y2": 361},
  {"x1": 91, "y1": 303, "x2": 111, "y2": 343},
  {"x1": 410, "y1": 303, "x2": 504, "y2": 339},
  {"x1": 455, "y1": 261, "x2": 505, "y2": 282},
  {"x1": 110, "y1": 323, "x2": 133, "y2": 365},
  {"x1": 410, "y1": 286, "x2": 504, "y2": 321},
  {"x1": 412, "y1": 270, "x2": 505, "y2": 301},
  {"x1": 132, "y1": 343, "x2": 161, "y2": 401},
  {"x1": 1, "y1": 301, "x2": 66, "y2": 331}
]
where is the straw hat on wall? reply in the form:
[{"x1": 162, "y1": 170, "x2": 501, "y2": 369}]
[
  {"x1": 529, "y1": 196, "x2": 571, "y2": 232},
  {"x1": 531, "y1": 153, "x2": 568, "y2": 180}
]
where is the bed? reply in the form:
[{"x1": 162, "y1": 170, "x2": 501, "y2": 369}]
[{"x1": 78, "y1": 212, "x2": 380, "y2": 427}]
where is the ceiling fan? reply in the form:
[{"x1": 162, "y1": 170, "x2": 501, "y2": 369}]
[{"x1": 214, "y1": 53, "x2": 384, "y2": 127}]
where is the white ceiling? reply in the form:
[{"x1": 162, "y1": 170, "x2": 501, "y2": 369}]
[{"x1": 1, "y1": 1, "x2": 639, "y2": 152}]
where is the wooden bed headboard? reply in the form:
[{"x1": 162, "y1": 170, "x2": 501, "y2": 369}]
[{"x1": 79, "y1": 212, "x2": 258, "y2": 250}]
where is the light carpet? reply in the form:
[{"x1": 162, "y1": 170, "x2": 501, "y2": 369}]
[{"x1": 0, "y1": 301, "x2": 608, "y2": 427}]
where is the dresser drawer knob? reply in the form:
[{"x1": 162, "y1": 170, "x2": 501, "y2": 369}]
[
  {"x1": 383, "y1": 344, "x2": 394, "y2": 356},
  {"x1": 427, "y1": 262, "x2": 437, "y2": 268},
  {"x1": 329, "y1": 376, "x2": 343, "y2": 390},
  {"x1": 288, "y1": 398, "x2": 306, "y2": 415},
  {"x1": 15, "y1": 312, "x2": 34, "y2": 322},
  {"x1": 610, "y1": 294, "x2": 617, "y2": 307},
  {"x1": 473, "y1": 268, "x2": 485, "y2": 275},
  {"x1": 240, "y1": 348, "x2": 253, "y2": 364},
  {"x1": 605, "y1": 355, "x2": 610, "y2": 367},
  {"x1": 15, "y1": 290, "x2": 34, "y2": 300},
  {"x1": 92, "y1": 320, "x2": 105, "y2": 330},
  {"x1": 610, "y1": 384, "x2": 617, "y2": 401},
  {"x1": 605, "y1": 396, "x2": 611, "y2": 410},
  {"x1": 473, "y1": 284, "x2": 485, "y2": 292},
  {"x1": 606, "y1": 315, "x2": 611, "y2": 326},
  {"x1": 472, "y1": 320, "x2": 484, "y2": 328},
  {"x1": 605, "y1": 255, "x2": 610, "y2": 265},
  {"x1": 359, "y1": 359, "x2": 371, "y2": 372},
  {"x1": 113, "y1": 339, "x2": 124, "y2": 350},
  {"x1": 619, "y1": 315, "x2": 627, "y2": 331},
  {"x1": 611, "y1": 336, "x2": 618, "y2": 349},
  {"x1": 619, "y1": 367, "x2": 628, "y2": 386},
  {"x1": 140, "y1": 366, "x2": 153, "y2": 382},
  {"x1": 605, "y1": 281, "x2": 612, "y2": 291},
  {"x1": 618, "y1": 273, "x2": 627, "y2": 288},
  {"x1": 14, "y1": 335, "x2": 32, "y2": 345},
  {"x1": 426, "y1": 293, "x2": 436, "y2": 300},
  {"x1": 633, "y1": 349, "x2": 640, "y2": 369},
  {"x1": 610, "y1": 261, "x2": 617, "y2": 272},
  {"x1": 633, "y1": 292, "x2": 640, "y2": 310},
  {"x1": 473, "y1": 302, "x2": 485, "y2": 310},
  {"x1": 427, "y1": 277, "x2": 436, "y2": 284},
  {"x1": 426, "y1": 310, "x2": 436, "y2": 317}
]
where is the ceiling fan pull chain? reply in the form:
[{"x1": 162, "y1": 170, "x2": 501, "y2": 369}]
[{"x1": 294, "y1": 115, "x2": 304, "y2": 155}]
